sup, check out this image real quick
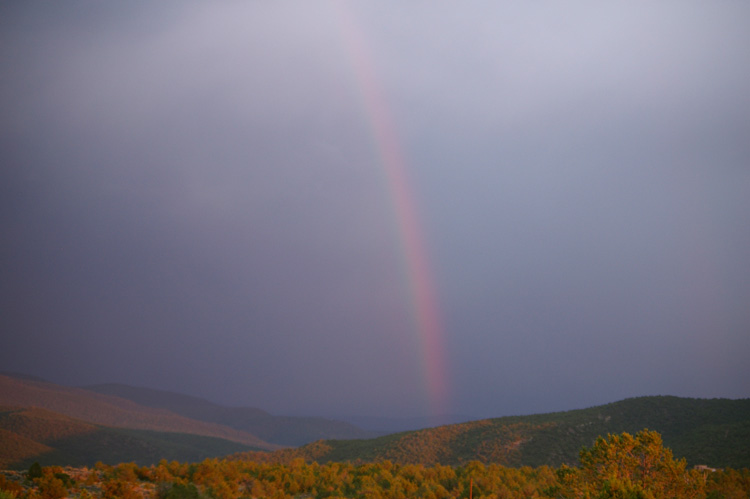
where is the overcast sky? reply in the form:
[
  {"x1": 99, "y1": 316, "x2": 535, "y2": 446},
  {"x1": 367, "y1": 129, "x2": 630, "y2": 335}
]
[{"x1": 2, "y1": 1, "x2": 749, "y2": 420}]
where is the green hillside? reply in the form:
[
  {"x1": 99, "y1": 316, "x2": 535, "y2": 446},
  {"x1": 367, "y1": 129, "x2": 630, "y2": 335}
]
[
  {"x1": 0, "y1": 407, "x2": 258, "y2": 469},
  {"x1": 233, "y1": 396, "x2": 750, "y2": 468}
]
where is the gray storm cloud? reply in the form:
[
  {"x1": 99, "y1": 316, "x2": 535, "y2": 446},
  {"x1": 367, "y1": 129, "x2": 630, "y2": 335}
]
[{"x1": 1, "y1": 1, "x2": 748, "y2": 418}]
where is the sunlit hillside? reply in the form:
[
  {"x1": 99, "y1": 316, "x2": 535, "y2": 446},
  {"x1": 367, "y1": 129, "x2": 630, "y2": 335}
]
[{"x1": 0, "y1": 407, "x2": 258, "y2": 470}]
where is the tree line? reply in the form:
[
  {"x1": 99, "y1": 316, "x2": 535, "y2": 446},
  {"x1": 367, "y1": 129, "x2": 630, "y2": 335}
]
[{"x1": 2, "y1": 430, "x2": 749, "y2": 498}]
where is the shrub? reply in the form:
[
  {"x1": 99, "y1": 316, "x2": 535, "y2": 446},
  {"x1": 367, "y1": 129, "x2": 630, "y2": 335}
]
[
  {"x1": 27, "y1": 462, "x2": 43, "y2": 480},
  {"x1": 158, "y1": 482, "x2": 205, "y2": 499}
]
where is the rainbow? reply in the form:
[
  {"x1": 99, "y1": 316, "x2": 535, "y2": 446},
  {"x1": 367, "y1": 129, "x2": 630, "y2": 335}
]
[{"x1": 334, "y1": 3, "x2": 451, "y2": 416}]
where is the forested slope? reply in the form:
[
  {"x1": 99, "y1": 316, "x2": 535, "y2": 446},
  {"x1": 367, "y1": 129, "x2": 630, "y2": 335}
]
[{"x1": 233, "y1": 396, "x2": 750, "y2": 468}]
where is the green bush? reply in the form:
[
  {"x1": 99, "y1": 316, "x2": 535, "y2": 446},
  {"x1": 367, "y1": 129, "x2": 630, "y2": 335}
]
[
  {"x1": 27, "y1": 462, "x2": 43, "y2": 480},
  {"x1": 158, "y1": 482, "x2": 204, "y2": 499},
  {"x1": 53, "y1": 473, "x2": 73, "y2": 487}
]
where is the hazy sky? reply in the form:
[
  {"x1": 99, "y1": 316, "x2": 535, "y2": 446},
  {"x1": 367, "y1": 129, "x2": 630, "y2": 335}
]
[{"x1": 2, "y1": 1, "x2": 749, "y2": 420}]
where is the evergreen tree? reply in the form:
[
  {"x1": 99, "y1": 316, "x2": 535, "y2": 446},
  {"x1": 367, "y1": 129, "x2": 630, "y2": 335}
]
[{"x1": 27, "y1": 462, "x2": 43, "y2": 481}]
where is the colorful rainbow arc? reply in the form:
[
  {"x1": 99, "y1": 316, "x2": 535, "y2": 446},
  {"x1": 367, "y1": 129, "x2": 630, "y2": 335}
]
[{"x1": 334, "y1": 3, "x2": 450, "y2": 416}]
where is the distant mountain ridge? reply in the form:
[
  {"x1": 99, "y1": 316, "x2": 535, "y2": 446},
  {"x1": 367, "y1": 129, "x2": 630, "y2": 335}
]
[
  {"x1": 0, "y1": 406, "x2": 255, "y2": 469},
  {"x1": 0, "y1": 374, "x2": 376, "y2": 469},
  {"x1": 0, "y1": 371, "x2": 48, "y2": 383},
  {"x1": 82, "y1": 383, "x2": 270, "y2": 421},
  {"x1": 233, "y1": 396, "x2": 750, "y2": 469},
  {"x1": 3, "y1": 373, "x2": 748, "y2": 469},
  {"x1": 342, "y1": 414, "x2": 478, "y2": 434},
  {"x1": 0, "y1": 375, "x2": 274, "y2": 449},
  {"x1": 83, "y1": 383, "x2": 377, "y2": 446}
]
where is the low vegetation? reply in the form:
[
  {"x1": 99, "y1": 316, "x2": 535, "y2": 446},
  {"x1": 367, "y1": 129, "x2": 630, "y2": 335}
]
[{"x1": 2, "y1": 430, "x2": 749, "y2": 498}]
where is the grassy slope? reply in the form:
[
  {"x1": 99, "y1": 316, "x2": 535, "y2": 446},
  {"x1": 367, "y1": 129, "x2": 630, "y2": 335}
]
[
  {"x1": 233, "y1": 396, "x2": 750, "y2": 468},
  {"x1": 0, "y1": 407, "x2": 258, "y2": 469}
]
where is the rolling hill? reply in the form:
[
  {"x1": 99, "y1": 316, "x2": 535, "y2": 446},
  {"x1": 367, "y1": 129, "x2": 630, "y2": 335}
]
[
  {"x1": 343, "y1": 414, "x2": 478, "y2": 433},
  {"x1": 0, "y1": 406, "x2": 256, "y2": 469},
  {"x1": 82, "y1": 383, "x2": 377, "y2": 446},
  {"x1": 4, "y1": 373, "x2": 748, "y2": 470},
  {"x1": 0, "y1": 374, "x2": 275, "y2": 450},
  {"x1": 232, "y1": 396, "x2": 750, "y2": 469}
]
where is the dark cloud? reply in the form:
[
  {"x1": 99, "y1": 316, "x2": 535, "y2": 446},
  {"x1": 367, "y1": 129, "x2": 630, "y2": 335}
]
[{"x1": 2, "y1": 1, "x2": 749, "y2": 419}]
